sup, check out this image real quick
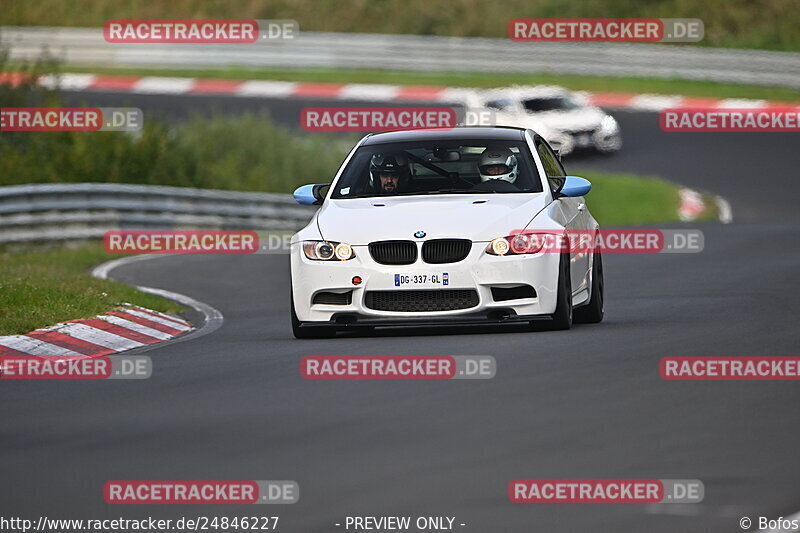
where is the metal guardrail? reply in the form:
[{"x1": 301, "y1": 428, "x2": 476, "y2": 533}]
[
  {"x1": 2, "y1": 26, "x2": 800, "y2": 89},
  {"x1": 0, "y1": 183, "x2": 315, "y2": 244}
]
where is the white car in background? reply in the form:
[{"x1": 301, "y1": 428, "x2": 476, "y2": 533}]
[
  {"x1": 289, "y1": 126, "x2": 604, "y2": 338},
  {"x1": 463, "y1": 86, "x2": 622, "y2": 156}
]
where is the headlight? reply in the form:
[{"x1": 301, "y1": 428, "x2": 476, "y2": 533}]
[
  {"x1": 485, "y1": 233, "x2": 546, "y2": 256},
  {"x1": 599, "y1": 115, "x2": 619, "y2": 134},
  {"x1": 488, "y1": 237, "x2": 510, "y2": 256},
  {"x1": 335, "y1": 243, "x2": 353, "y2": 261},
  {"x1": 303, "y1": 240, "x2": 356, "y2": 261}
]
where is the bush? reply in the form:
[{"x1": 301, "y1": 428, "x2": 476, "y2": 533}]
[
  {"x1": 1, "y1": 47, "x2": 355, "y2": 192},
  {"x1": 0, "y1": 112, "x2": 354, "y2": 192}
]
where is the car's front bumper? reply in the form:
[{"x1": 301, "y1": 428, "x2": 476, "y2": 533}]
[
  {"x1": 290, "y1": 242, "x2": 561, "y2": 325},
  {"x1": 548, "y1": 129, "x2": 622, "y2": 154}
]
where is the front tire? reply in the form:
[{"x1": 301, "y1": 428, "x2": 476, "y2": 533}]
[
  {"x1": 541, "y1": 252, "x2": 572, "y2": 331},
  {"x1": 574, "y1": 251, "x2": 604, "y2": 324}
]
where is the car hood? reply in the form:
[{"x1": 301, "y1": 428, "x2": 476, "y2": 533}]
[{"x1": 317, "y1": 194, "x2": 549, "y2": 244}]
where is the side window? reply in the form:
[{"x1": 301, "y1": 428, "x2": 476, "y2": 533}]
[{"x1": 535, "y1": 139, "x2": 566, "y2": 193}]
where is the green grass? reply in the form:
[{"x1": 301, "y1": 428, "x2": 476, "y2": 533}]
[
  {"x1": 579, "y1": 170, "x2": 717, "y2": 226},
  {"x1": 51, "y1": 65, "x2": 800, "y2": 103},
  {"x1": 0, "y1": 113, "x2": 357, "y2": 192},
  {"x1": 4, "y1": 0, "x2": 800, "y2": 52},
  {"x1": 0, "y1": 244, "x2": 186, "y2": 336}
]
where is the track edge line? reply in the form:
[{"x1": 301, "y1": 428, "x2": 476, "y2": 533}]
[{"x1": 91, "y1": 254, "x2": 224, "y2": 351}]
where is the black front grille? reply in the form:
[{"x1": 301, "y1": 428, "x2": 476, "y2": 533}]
[
  {"x1": 422, "y1": 239, "x2": 472, "y2": 264},
  {"x1": 491, "y1": 285, "x2": 536, "y2": 302},
  {"x1": 365, "y1": 290, "x2": 479, "y2": 312},
  {"x1": 312, "y1": 291, "x2": 352, "y2": 305},
  {"x1": 369, "y1": 240, "x2": 417, "y2": 265}
]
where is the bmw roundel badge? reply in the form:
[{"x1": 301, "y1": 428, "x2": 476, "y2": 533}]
[{"x1": 414, "y1": 231, "x2": 426, "y2": 238}]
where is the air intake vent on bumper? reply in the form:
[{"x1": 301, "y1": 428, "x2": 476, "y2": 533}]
[
  {"x1": 365, "y1": 289, "x2": 479, "y2": 312},
  {"x1": 491, "y1": 285, "x2": 536, "y2": 302},
  {"x1": 312, "y1": 291, "x2": 352, "y2": 305}
]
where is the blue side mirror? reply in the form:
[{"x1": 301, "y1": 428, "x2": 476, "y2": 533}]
[
  {"x1": 293, "y1": 184, "x2": 328, "y2": 205},
  {"x1": 558, "y1": 176, "x2": 592, "y2": 198},
  {"x1": 293, "y1": 185, "x2": 317, "y2": 205}
]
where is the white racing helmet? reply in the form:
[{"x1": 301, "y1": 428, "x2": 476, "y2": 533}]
[{"x1": 478, "y1": 147, "x2": 518, "y2": 183}]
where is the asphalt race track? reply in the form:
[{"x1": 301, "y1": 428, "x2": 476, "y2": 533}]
[{"x1": 1, "y1": 91, "x2": 799, "y2": 532}]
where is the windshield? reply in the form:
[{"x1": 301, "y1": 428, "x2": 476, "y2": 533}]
[
  {"x1": 522, "y1": 96, "x2": 581, "y2": 113},
  {"x1": 331, "y1": 139, "x2": 542, "y2": 199}
]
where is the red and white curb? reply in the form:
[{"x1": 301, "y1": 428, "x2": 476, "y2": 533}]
[
  {"x1": 0, "y1": 304, "x2": 192, "y2": 358},
  {"x1": 580, "y1": 93, "x2": 800, "y2": 112},
  {"x1": 3, "y1": 72, "x2": 798, "y2": 111},
  {"x1": 680, "y1": 189, "x2": 734, "y2": 224},
  {"x1": 0, "y1": 253, "x2": 226, "y2": 359},
  {"x1": 678, "y1": 187, "x2": 733, "y2": 224},
  {"x1": 678, "y1": 188, "x2": 707, "y2": 222}
]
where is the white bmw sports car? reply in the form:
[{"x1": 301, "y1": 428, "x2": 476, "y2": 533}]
[
  {"x1": 463, "y1": 86, "x2": 622, "y2": 156},
  {"x1": 290, "y1": 126, "x2": 604, "y2": 338}
]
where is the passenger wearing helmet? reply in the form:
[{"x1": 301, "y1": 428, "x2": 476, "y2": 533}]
[
  {"x1": 370, "y1": 153, "x2": 410, "y2": 195},
  {"x1": 478, "y1": 146, "x2": 518, "y2": 183}
]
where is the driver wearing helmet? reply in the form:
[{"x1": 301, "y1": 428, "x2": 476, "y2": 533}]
[
  {"x1": 478, "y1": 146, "x2": 518, "y2": 183},
  {"x1": 370, "y1": 153, "x2": 410, "y2": 195}
]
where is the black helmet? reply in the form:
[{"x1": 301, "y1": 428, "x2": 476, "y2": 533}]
[
  {"x1": 369, "y1": 153, "x2": 410, "y2": 193},
  {"x1": 370, "y1": 153, "x2": 409, "y2": 176}
]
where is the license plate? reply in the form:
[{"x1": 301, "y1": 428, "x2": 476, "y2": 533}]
[
  {"x1": 576, "y1": 134, "x2": 592, "y2": 146},
  {"x1": 394, "y1": 273, "x2": 449, "y2": 287}
]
